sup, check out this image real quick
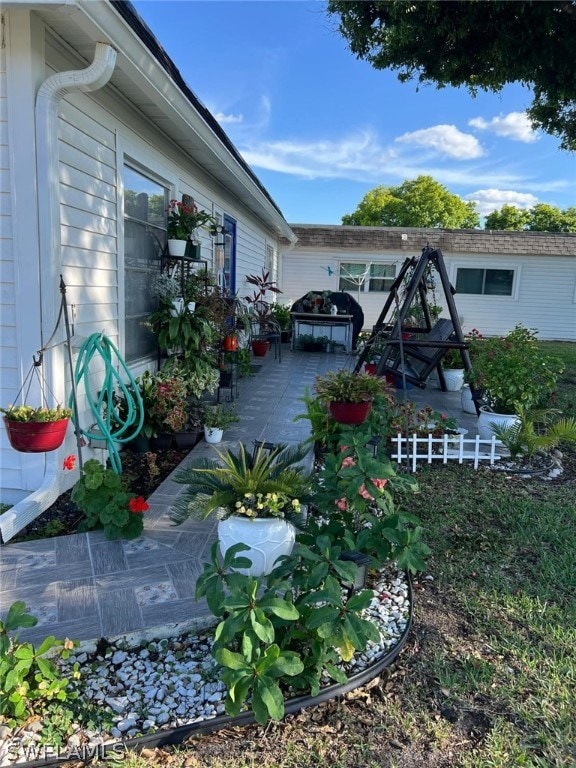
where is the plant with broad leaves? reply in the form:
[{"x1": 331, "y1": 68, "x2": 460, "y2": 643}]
[
  {"x1": 71, "y1": 459, "x2": 148, "y2": 540},
  {"x1": 0, "y1": 601, "x2": 79, "y2": 725}
]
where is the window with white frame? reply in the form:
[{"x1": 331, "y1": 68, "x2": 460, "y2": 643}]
[
  {"x1": 455, "y1": 268, "x2": 514, "y2": 296},
  {"x1": 123, "y1": 165, "x2": 167, "y2": 362},
  {"x1": 339, "y1": 262, "x2": 396, "y2": 293}
]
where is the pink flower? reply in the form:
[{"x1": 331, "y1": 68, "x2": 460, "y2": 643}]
[
  {"x1": 62, "y1": 455, "x2": 76, "y2": 471},
  {"x1": 341, "y1": 456, "x2": 356, "y2": 468},
  {"x1": 336, "y1": 498, "x2": 347, "y2": 511},
  {"x1": 358, "y1": 478, "x2": 388, "y2": 500}
]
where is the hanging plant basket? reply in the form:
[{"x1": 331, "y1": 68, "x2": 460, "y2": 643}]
[
  {"x1": 4, "y1": 417, "x2": 70, "y2": 453},
  {"x1": 329, "y1": 401, "x2": 372, "y2": 425}
]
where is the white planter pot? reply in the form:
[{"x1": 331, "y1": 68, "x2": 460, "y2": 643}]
[
  {"x1": 443, "y1": 368, "x2": 465, "y2": 391},
  {"x1": 169, "y1": 299, "x2": 195, "y2": 317},
  {"x1": 478, "y1": 407, "x2": 520, "y2": 441},
  {"x1": 461, "y1": 384, "x2": 477, "y2": 414},
  {"x1": 204, "y1": 426, "x2": 223, "y2": 444},
  {"x1": 168, "y1": 239, "x2": 187, "y2": 257},
  {"x1": 218, "y1": 516, "x2": 296, "y2": 577}
]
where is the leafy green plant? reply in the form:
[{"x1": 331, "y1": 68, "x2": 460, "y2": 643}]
[
  {"x1": 466, "y1": 325, "x2": 564, "y2": 413},
  {"x1": 297, "y1": 334, "x2": 330, "y2": 349},
  {"x1": 71, "y1": 459, "x2": 148, "y2": 539},
  {"x1": 270, "y1": 302, "x2": 292, "y2": 330},
  {"x1": 202, "y1": 404, "x2": 240, "y2": 430},
  {"x1": 0, "y1": 601, "x2": 79, "y2": 725},
  {"x1": 166, "y1": 198, "x2": 216, "y2": 240},
  {"x1": 490, "y1": 406, "x2": 576, "y2": 461},
  {"x1": 314, "y1": 369, "x2": 388, "y2": 404},
  {"x1": 170, "y1": 442, "x2": 311, "y2": 523},
  {"x1": 0, "y1": 405, "x2": 72, "y2": 422}
]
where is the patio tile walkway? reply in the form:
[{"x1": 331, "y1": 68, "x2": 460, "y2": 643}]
[{"x1": 0, "y1": 349, "x2": 479, "y2": 649}]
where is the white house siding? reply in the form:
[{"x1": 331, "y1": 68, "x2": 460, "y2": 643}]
[
  {"x1": 281, "y1": 226, "x2": 576, "y2": 341},
  {"x1": 1, "y1": 17, "x2": 286, "y2": 505}
]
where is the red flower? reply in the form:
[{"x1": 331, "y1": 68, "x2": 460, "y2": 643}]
[
  {"x1": 62, "y1": 455, "x2": 76, "y2": 471},
  {"x1": 128, "y1": 496, "x2": 149, "y2": 514}
]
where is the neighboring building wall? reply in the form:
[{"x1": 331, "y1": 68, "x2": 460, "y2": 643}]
[{"x1": 281, "y1": 226, "x2": 576, "y2": 340}]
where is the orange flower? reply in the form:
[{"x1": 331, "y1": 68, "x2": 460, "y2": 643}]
[
  {"x1": 128, "y1": 496, "x2": 149, "y2": 514},
  {"x1": 62, "y1": 455, "x2": 76, "y2": 471}
]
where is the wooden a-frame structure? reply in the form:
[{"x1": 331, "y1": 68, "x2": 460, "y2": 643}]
[{"x1": 354, "y1": 246, "x2": 474, "y2": 393}]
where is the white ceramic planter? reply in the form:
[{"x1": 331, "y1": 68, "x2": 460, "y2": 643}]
[
  {"x1": 478, "y1": 407, "x2": 520, "y2": 440},
  {"x1": 204, "y1": 426, "x2": 223, "y2": 444},
  {"x1": 461, "y1": 384, "x2": 477, "y2": 414},
  {"x1": 442, "y1": 368, "x2": 465, "y2": 391},
  {"x1": 218, "y1": 517, "x2": 296, "y2": 577},
  {"x1": 168, "y1": 239, "x2": 187, "y2": 257}
]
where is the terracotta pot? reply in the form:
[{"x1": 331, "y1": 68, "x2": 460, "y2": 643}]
[
  {"x1": 329, "y1": 401, "x2": 372, "y2": 425},
  {"x1": 4, "y1": 417, "x2": 70, "y2": 453},
  {"x1": 223, "y1": 335, "x2": 238, "y2": 352},
  {"x1": 251, "y1": 339, "x2": 270, "y2": 357}
]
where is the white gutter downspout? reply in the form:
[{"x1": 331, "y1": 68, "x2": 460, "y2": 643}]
[{"x1": 0, "y1": 43, "x2": 117, "y2": 544}]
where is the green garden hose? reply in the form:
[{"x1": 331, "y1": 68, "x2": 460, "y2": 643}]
[{"x1": 71, "y1": 333, "x2": 144, "y2": 473}]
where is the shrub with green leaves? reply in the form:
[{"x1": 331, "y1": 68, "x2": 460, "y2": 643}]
[
  {"x1": 71, "y1": 459, "x2": 147, "y2": 539},
  {"x1": 0, "y1": 601, "x2": 79, "y2": 725}
]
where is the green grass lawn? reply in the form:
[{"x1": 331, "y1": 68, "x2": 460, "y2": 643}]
[{"x1": 93, "y1": 343, "x2": 576, "y2": 766}]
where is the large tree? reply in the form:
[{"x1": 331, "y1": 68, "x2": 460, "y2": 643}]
[
  {"x1": 327, "y1": 1, "x2": 576, "y2": 151},
  {"x1": 485, "y1": 204, "x2": 576, "y2": 232},
  {"x1": 342, "y1": 175, "x2": 480, "y2": 228}
]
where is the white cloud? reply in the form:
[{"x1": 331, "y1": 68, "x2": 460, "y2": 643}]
[
  {"x1": 468, "y1": 112, "x2": 539, "y2": 143},
  {"x1": 464, "y1": 189, "x2": 539, "y2": 217},
  {"x1": 213, "y1": 112, "x2": 243, "y2": 125},
  {"x1": 395, "y1": 125, "x2": 484, "y2": 159}
]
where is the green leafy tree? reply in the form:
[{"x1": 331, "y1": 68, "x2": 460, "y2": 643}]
[
  {"x1": 485, "y1": 204, "x2": 576, "y2": 232},
  {"x1": 528, "y1": 204, "x2": 576, "y2": 232},
  {"x1": 484, "y1": 205, "x2": 531, "y2": 231},
  {"x1": 327, "y1": 1, "x2": 576, "y2": 150},
  {"x1": 342, "y1": 176, "x2": 479, "y2": 229}
]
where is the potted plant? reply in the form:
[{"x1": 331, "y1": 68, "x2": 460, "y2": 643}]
[
  {"x1": 1, "y1": 404, "x2": 72, "y2": 453},
  {"x1": 440, "y1": 347, "x2": 465, "y2": 391},
  {"x1": 270, "y1": 302, "x2": 292, "y2": 343},
  {"x1": 244, "y1": 269, "x2": 282, "y2": 357},
  {"x1": 490, "y1": 406, "x2": 576, "y2": 472},
  {"x1": 466, "y1": 325, "x2": 564, "y2": 439},
  {"x1": 314, "y1": 369, "x2": 389, "y2": 424},
  {"x1": 297, "y1": 333, "x2": 330, "y2": 352},
  {"x1": 170, "y1": 442, "x2": 311, "y2": 576},
  {"x1": 166, "y1": 198, "x2": 217, "y2": 257},
  {"x1": 202, "y1": 404, "x2": 240, "y2": 444}
]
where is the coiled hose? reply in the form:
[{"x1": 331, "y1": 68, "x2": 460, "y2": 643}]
[{"x1": 71, "y1": 333, "x2": 144, "y2": 473}]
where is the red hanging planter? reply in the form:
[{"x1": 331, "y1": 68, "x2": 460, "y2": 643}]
[
  {"x1": 329, "y1": 401, "x2": 372, "y2": 425},
  {"x1": 4, "y1": 417, "x2": 70, "y2": 453}
]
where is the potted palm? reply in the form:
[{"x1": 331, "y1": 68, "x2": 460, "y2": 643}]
[
  {"x1": 314, "y1": 369, "x2": 389, "y2": 424},
  {"x1": 202, "y1": 404, "x2": 240, "y2": 444},
  {"x1": 1, "y1": 404, "x2": 72, "y2": 452},
  {"x1": 170, "y1": 442, "x2": 311, "y2": 576},
  {"x1": 166, "y1": 198, "x2": 217, "y2": 257}
]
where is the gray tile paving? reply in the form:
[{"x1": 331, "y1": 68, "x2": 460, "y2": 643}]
[{"x1": 0, "y1": 348, "x2": 480, "y2": 648}]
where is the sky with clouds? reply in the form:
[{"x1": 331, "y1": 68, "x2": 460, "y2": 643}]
[{"x1": 133, "y1": 0, "x2": 575, "y2": 224}]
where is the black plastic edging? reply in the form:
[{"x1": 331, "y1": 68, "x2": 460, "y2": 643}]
[{"x1": 14, "y1": 576, "x2": 413, "y2": 768}]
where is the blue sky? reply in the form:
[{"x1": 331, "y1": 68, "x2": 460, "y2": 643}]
[{"x1": 133, "y1": 0, "x2": 576, "y2": 225}]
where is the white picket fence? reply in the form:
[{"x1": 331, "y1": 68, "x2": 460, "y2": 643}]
[{"x1": 390, "y1": 433, "x2": 503, "y2": 472}]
